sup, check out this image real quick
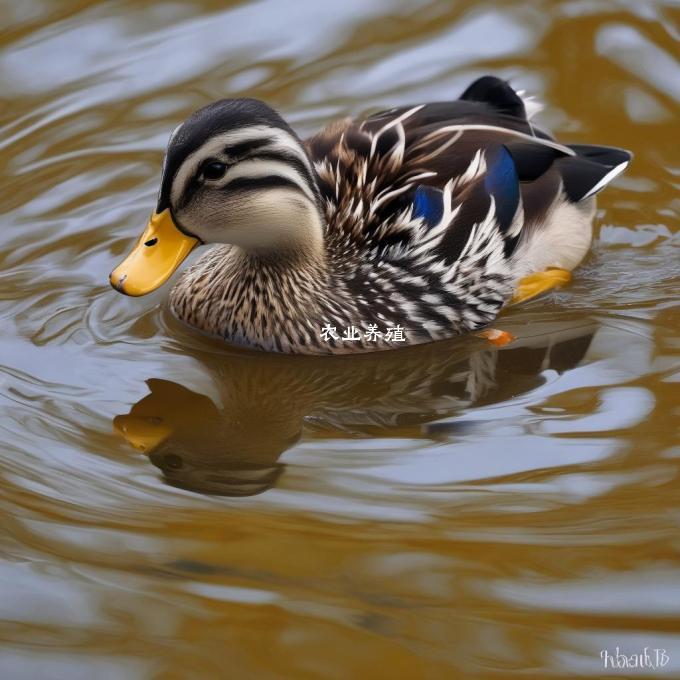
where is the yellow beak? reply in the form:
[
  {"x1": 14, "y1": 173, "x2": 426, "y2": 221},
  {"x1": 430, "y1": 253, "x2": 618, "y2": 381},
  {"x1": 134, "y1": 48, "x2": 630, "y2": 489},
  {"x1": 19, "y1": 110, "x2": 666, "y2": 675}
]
[{"x1": 109, "y1": 209, "x2": 199, "y2": 296}]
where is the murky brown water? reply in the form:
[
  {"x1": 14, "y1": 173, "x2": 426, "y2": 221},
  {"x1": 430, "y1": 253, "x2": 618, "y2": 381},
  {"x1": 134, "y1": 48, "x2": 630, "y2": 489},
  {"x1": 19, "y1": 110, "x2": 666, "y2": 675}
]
[{"x1": 1, "y1": 0, "x2": 679, "y2": 677}]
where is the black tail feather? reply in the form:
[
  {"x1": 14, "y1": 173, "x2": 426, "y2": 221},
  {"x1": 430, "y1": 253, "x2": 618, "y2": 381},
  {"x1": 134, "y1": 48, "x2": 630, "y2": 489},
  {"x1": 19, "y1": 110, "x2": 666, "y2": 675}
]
[
  {"x1": 459, "y1": 76, "x2": 527, "y2": 120},
  {"x1": 567, "y1": 144, "x2": 633, "y2": 168},
  {"x1": 558, "y1": 145, "x2": 632, "y2": 202}
]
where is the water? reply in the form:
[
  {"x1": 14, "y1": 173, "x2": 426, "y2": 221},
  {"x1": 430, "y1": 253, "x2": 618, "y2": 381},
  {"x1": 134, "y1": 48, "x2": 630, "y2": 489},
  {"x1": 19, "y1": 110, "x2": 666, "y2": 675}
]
[{"x1": 1, "y1": 0, "x2": 678, "y2": 677}]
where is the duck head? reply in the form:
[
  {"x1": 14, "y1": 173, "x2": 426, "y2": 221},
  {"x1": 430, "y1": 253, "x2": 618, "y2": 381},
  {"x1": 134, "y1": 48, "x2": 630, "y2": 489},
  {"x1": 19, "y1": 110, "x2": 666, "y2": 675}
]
[{"x1": 110, "y1": 98, "x2": 324, "y2": 296}]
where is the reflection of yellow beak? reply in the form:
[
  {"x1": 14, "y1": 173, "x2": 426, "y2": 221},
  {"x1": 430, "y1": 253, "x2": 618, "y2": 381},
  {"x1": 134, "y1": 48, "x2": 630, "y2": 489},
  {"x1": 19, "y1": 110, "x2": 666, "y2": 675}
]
[
  {"x1": 109, "y1": 209, "x2": 199, "y2": 296},
  {"x1": 113, "y1": 414, "x2": 172, "y2": 452}
]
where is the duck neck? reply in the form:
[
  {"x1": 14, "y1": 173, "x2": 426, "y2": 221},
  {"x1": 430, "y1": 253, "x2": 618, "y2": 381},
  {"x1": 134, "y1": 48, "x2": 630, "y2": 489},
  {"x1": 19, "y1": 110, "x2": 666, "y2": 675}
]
[
  {"x1": 170, "y1": 227, "x2": 331, "y2": 349},
  {"x1": 242, "y1": 215, "x2": 327, "y2": 270},
  {"x1": 234, "y1": 198, "x2": 329, "y2": 281},
  {"x1": 232, "y1": 240, "x2": 328, "y2": 291}
]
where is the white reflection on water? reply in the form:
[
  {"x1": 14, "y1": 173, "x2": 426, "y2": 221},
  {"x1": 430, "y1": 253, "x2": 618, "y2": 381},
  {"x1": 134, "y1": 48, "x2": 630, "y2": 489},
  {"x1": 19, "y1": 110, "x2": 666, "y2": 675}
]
[
  {"x1": 493, "y1": 569, "x2": 680, "y2": 614},
  {"x1": 322, "y1": 10, "x2": 541, "y2": 97},
  {"x1": 539, "y1": 386, "x2": 655, "y2": 433},
  {"x1": 597, "y1": 23, "x2": 680, "y2": 102},
  {"x1": 0, "y1": 0, "x2": 408, "y2": 96}
]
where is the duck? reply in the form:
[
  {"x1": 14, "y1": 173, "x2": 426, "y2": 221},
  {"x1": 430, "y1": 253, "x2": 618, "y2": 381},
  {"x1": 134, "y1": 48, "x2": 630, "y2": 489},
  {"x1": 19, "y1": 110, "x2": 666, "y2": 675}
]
[{"x1": 110, "y1": 75, "x2": 631, "y2": 354}]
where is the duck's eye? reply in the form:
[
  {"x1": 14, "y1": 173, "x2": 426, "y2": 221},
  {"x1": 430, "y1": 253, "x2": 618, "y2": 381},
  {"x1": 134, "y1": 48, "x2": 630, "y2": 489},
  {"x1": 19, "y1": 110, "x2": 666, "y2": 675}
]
[{"x1": 202, "y1": 162, "x2": 227, "y2": 181}]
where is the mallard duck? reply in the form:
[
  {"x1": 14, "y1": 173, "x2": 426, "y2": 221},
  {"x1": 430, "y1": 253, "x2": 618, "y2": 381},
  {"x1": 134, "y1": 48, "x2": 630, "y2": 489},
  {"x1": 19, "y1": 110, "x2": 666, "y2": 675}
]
[{"x1": 110, "y1": 75, "x2": 631, "y2": 354}]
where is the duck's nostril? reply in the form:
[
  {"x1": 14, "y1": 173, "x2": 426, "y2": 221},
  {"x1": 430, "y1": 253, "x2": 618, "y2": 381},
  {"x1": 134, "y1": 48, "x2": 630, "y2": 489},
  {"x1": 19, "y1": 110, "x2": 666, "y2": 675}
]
[{"x1": 144, "y1": 237, "x2": 158, "y2": 247}]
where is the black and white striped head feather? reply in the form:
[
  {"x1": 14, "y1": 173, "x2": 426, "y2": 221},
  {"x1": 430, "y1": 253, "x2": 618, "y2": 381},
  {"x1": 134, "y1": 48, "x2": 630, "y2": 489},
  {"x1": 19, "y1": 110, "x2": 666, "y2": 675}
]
[{"x1": 157, "y1": 98, "x2": 325, "y2": 254}]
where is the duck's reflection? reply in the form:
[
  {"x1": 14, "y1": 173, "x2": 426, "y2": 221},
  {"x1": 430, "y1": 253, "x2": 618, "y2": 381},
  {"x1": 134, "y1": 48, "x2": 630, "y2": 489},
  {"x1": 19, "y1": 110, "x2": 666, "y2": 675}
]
[{"x1": 114, "y1": 318, "x2": 597, "y2": 497}]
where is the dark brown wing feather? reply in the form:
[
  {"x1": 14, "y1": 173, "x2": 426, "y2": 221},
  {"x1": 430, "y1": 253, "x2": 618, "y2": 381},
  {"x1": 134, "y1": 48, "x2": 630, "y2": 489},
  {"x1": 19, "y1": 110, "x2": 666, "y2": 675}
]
[{"x1": 304, "y1": 76, "x2": 630, "y2": 262}]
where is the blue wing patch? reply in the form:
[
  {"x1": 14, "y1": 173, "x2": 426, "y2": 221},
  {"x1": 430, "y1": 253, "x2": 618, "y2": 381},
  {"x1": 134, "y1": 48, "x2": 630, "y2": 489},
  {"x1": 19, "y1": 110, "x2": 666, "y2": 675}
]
[
  {"x1": 413, "y1": 185, "x2": 444, "y2": 228},
  {"x1": 484, "y1": 146, "x2": 519, "y2": 232}
]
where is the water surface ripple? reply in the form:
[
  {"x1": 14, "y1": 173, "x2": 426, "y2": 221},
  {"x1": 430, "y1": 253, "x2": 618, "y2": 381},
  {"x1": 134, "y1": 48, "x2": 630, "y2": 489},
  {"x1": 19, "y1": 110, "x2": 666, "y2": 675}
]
[{"x1": 0, "y1": 0, "x2": 678, "y2": 677}]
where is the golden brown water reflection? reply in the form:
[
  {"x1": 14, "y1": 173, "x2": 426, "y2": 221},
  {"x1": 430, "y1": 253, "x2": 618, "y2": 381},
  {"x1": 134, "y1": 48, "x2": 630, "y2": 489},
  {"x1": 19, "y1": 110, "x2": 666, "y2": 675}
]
[{"x1": 1, "y1": 0, "x2": 679, "y2": 677}]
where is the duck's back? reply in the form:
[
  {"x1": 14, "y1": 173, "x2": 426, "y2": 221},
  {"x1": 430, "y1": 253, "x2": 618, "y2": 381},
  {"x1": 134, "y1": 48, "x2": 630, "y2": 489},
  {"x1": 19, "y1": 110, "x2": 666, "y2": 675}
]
[
  {"x1": 307, "y1": 75, "x2": 630, "y2": 292},
  {"x1": 295, "y1": 76, "x2": 632, "y2": 350}
]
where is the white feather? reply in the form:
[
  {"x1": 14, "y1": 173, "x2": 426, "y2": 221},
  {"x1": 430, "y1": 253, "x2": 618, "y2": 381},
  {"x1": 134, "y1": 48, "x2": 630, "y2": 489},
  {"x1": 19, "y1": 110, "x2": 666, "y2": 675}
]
[
  {"x1": 582, "y1": 160, "x2": 630, "y2": 199},
  {"x1": 516, "y1": 89, "x2": 544, "y2": 120}
]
